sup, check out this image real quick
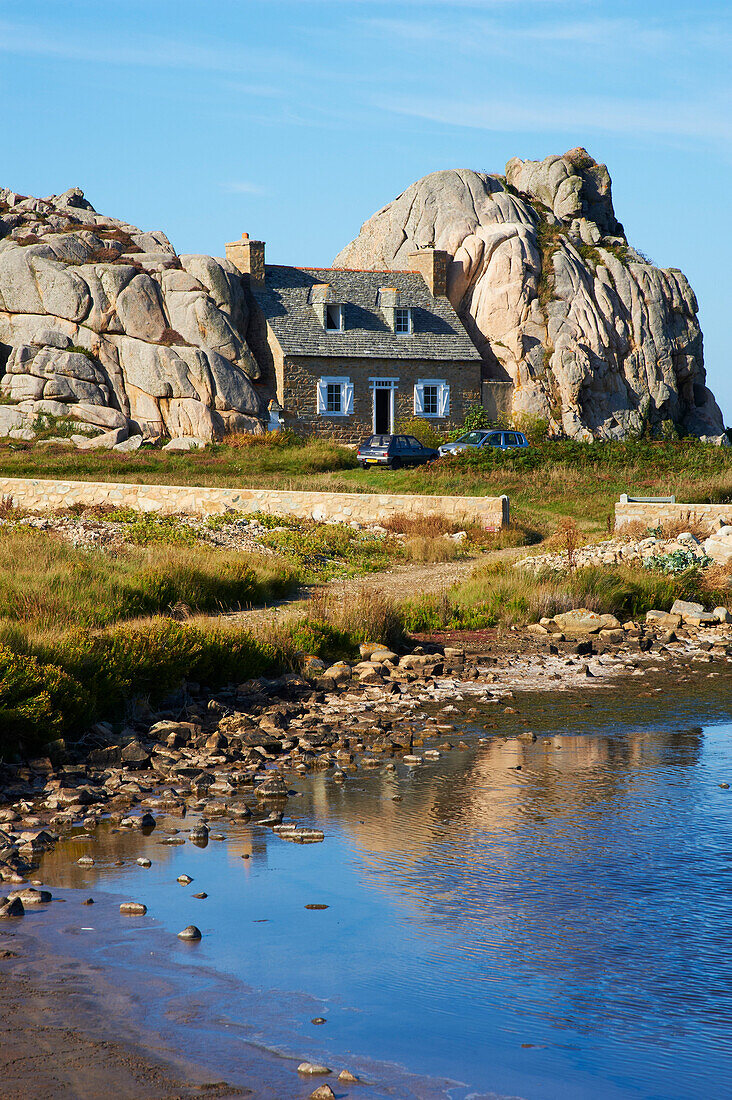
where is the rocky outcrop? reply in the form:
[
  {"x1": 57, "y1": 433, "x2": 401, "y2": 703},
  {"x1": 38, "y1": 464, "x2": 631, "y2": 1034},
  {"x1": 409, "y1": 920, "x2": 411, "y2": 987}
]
[
  {"x1": 335, "y1": 149, "x2": 725, "y2": 441},
  {"x1": 0, "y1": 187, "x2": 264, "y2": 443}
]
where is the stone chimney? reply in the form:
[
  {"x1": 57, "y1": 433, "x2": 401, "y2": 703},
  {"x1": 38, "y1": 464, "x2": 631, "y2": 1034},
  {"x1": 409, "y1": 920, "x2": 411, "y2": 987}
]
[
  {"x1": 225, "y1": 232, "x2": 266, "y2": 286},
  {"x1": 408, "y1": 246, "x2": 449, "y2": 297}
]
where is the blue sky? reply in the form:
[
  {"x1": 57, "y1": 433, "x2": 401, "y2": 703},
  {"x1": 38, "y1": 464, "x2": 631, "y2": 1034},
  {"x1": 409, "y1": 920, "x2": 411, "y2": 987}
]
[{"x1": 2, "y1": 0, "x2": 730, "y2": 417}]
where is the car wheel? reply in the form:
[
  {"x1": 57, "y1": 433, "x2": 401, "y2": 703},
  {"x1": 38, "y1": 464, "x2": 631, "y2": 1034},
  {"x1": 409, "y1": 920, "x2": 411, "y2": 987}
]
[
  {"x1": 360, "y1": 462, "x2": 368, "y2": 469},
  {"x1": 389, "y1": 457, "x2": 402, "y2": 470}
]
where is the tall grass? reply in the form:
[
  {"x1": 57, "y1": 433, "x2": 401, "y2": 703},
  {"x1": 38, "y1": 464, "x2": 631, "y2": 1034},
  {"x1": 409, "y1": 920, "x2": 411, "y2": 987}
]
[
  {"x1": 402, "y1": 560, "x2": 732, "y2": 633},
  {"x1": 0, "y1": 530, "x2": 298, "y2": 643}
]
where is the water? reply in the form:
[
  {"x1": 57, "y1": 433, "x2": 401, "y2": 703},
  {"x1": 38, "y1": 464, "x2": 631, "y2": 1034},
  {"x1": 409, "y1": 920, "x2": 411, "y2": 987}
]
[{"x1": 36, "y1": 682, "x2": 732, "y2": 1099}]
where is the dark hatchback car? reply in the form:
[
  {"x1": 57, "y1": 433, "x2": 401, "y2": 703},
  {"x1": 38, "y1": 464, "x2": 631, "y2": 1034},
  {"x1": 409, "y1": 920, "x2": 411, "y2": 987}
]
[{"x1": 357, "y1": 434, "x2": 439, "y2": 469}]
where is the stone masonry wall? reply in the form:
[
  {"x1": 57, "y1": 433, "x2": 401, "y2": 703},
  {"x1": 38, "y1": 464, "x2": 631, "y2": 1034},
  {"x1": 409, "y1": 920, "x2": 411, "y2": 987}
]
[
  {"x1": 0, "y1": 476, "x2": 509, "y2": 529},
  {"x1": 282, "y1": 355, "x2": 481, "y2": 443},
  {"x1": 615, "y1": 498, "x2": 732, "y2": 534}
]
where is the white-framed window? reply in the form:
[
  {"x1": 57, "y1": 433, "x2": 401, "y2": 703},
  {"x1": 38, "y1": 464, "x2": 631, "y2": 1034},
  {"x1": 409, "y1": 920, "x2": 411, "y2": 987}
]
[
  {"x1": 394, "y1": 307, "x2": 412, "y2": 334},
  {"x1": 414, "y1": 379, "x2": 450, "y2": 418},
  {"x1": 316, "y1": 376, "x2": 354, "y2": 416},
  {"x1": 325, "y1": 303, "x2": 344, "y2": 331}
]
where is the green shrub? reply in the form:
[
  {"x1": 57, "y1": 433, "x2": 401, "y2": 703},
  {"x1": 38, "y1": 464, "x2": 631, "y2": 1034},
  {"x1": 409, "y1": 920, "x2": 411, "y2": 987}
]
[
  {"x1": 35, "y1": 619, "x2": 282, "y2": 727},
  {"x1": 394, "y1": 416, "x2": 444, "y2": 449},
  {"x1": 0, "y1": 644, "x2": 89, "y2": 749}
]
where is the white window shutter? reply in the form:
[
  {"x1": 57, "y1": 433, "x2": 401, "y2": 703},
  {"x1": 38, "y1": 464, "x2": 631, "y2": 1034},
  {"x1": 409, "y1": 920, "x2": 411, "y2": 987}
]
[
  {"x1": 438, "y1": 383, "x2": 450, "y2": 417},
  {"x1": 343, "y1": 381, "x2": 354, "y2": 416},
  {"x1": 414, "y1": 383, "x2": 425, "y2": 415},
  {"x1": 316, "y1": 379, "x2": 327, "y2": 414}
]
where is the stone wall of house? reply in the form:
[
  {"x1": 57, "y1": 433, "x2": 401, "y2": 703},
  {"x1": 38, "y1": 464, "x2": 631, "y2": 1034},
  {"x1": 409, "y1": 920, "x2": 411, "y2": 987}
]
[
  {"x1": 281, "y1": 355, "x2": 481, "y2": 442},
  {"x1": 615, "y1": 497, "x2": 732, "y2": 534},
  {"x1": 482, "y1": 381, "x2": 514, "y2": 421},
  {"x1": 0, "y1": 475, "x2": 509, "y2": 528}
]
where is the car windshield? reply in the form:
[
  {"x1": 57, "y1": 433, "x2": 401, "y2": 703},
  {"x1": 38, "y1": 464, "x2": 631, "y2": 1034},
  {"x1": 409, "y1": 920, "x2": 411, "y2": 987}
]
[
  {"x1": 363, "y1": 435, "x2": 391, "y2": 449},
  {"x1": 457, "y1": 431, "x2": 488, "y2": 445}
]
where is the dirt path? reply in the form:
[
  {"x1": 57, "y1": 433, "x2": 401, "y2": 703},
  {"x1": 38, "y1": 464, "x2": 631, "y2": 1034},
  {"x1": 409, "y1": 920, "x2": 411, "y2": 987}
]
[{"x1": 219, "y1": 547, "x2": 522, "y2": 630}]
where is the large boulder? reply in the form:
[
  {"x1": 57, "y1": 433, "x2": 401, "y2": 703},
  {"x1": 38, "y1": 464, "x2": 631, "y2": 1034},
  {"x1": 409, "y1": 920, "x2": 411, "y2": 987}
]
[
  {"x1": 0, "y1": 187, "x2": 266, "y2": 442},
  {"x1": 334, "y1": 149, "x2": 725, "y2": 441}
]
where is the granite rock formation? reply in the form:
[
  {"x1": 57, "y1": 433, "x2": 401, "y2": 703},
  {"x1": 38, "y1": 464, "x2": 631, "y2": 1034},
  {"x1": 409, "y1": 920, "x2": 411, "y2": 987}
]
[
  {"x1": 335, "y1": 149, "x2": 725, "y2": 441},
  {"x1": 0, "y1": 187, "x2": 264, "y2": 444}
]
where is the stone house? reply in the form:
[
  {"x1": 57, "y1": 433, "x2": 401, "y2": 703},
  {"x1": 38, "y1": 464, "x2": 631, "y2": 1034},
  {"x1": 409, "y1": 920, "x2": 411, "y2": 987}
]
[{"x1": 226, "y1": 234, "x2": 482, "y2": 442}]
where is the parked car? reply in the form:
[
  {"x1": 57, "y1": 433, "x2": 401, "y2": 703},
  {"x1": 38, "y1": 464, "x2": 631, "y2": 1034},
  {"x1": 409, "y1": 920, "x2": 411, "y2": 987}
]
[
  {"x1": 438, "y1": 429, "x2": 529, "y2": 457},
  {"x1": 357, "y1": 434, "x2": 439, "y2": 469}
]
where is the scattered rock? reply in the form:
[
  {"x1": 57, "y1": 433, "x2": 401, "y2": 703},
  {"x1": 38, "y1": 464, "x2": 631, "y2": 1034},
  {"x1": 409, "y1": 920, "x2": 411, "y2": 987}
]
[
  {"x1": 119, "y1": 902, "x2": 147, "y2": 916},
  {"x1": 309, "y1": 1086, "x2": 335, "y2": 1100},
  {"x1": 0, "y1": 897, "x2": 24, "y2": 918},
  {"x1": 177, "y1": 925, "x2": 202, "y2": 941}
]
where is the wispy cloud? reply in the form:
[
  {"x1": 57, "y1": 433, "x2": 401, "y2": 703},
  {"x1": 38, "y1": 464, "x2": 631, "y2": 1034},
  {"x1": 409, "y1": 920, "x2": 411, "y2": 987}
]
[
  {"x1": 221, "y1": 181, "x2": 268, "y2": 196},
  {"x1": 375, "y1": 92, "x2": 732, "y2": 145},
  {"x1": 0, "y1": 20, "x2": 286, "y2": 75},
  {"x1": 361, "y1": 13, "x2": 732, "y2": 55}
]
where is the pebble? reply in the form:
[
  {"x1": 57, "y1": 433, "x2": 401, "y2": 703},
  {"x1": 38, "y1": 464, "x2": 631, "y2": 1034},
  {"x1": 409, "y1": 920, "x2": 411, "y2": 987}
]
[
  {"x1": 119, "y1": 902, "x2": 147, "y2": 916},
  {"x1": 297, "y1": 1062, "x2": 331, "y2": 1075},
  {"x1": 192, "y1": 892, "x2": 208, "y2": 899},
  {"x1": 7, "y1": 887, "x2": 51, "y2": 905},
  {"x1": 305, "y1": 904, "x2": 329, "y2": 910},
  {"x1": 338, "y1": 1069, "x2": 360, "y2": 1082},
  {"x1": 137, "y1": 857, "x2": 151, "y2": 868},
  {"x1": 311, "y1": 1017, "x2": 327, "y2": 1025},
  {"x1": 76, "y1": 856, "x2": 95, "y2": 866},
  {"x1": 0, "y1": 897, "x2": 24, "y2": 917},
  {"x1": 177, "y1": 925, "x2": 202, "y2": 941},
  {"x1": 177, "y1": 874, "x2": 193, "y2": 885},
  {"x1": 309, "y1": 1086, "x2": 335, "y2": 1100}
]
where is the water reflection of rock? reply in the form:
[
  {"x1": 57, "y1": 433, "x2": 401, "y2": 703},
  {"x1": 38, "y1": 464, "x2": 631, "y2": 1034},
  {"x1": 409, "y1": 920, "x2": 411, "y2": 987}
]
[
  {"x1": 37, "y1": 817, "x2": 268, "y2": 889},
  {"x1": 327, "y1": 725, "x2": 705, "y2": 872},
  {"x1": 318, "y1": 722, "x2": 717, "y2": 1039}
]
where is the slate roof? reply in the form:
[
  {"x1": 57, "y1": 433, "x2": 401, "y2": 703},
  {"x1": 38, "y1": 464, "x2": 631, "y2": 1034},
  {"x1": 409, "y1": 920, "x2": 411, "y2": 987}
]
[{"x1": 251, "y1": 266, "x2": 481, "y2": 361}]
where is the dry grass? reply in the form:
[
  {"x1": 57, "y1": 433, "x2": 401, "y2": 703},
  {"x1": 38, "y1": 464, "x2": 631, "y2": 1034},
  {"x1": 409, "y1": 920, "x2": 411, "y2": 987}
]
[
  {"x1": 402, "y1": 558, "x2": 732, "y2": 634},
  {"x1": 618, "y1": 518, "x2": 712, "y2": 540},
  {"x1": 0, "y1": 528, "x2": 298, "y2": 646},
  {"x1": 307, "y1": 585, "x2": 404, "y2": 646}
]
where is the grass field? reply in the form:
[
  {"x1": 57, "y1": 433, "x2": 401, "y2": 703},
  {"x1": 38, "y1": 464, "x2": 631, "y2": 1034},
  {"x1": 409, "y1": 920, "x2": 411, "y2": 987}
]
[
  {"x1": 2, "y1": 432, "x2": 731, "y2": 750},
  {"x1": 1, "y1": 434, "x2": 730, "y2": 537}
]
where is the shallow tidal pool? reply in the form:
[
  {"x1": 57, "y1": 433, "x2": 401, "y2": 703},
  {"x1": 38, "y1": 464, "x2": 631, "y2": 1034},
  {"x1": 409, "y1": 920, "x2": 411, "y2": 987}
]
[{"x1": 34, "y1": 682, "x2": 732, "y2": 1099}]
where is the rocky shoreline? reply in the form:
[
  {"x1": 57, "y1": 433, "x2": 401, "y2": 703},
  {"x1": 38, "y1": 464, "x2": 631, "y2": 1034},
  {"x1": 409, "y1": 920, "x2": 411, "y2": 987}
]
[
  {"x1": 3, "y1": 598, "x2": 731, "y2": 892},
  {"x1": 2, "y1": 605, "x2": 732, "y2": 1096}
]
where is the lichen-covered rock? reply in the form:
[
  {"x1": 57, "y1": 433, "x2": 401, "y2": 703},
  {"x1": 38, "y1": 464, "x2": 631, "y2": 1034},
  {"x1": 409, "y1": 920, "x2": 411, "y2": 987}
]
[
  {"x1": 0, "y1": 187, "x2": 265, "y2": 442},
  {"x1": 335, "y1": 149, "x2": 725, "y2": 441}
]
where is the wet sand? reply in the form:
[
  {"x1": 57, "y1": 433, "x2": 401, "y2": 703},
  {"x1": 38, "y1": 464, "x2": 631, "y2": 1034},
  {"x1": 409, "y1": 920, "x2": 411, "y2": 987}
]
[{"x1": 0, "y1": 915, "x2": 250, "y2": 1100}]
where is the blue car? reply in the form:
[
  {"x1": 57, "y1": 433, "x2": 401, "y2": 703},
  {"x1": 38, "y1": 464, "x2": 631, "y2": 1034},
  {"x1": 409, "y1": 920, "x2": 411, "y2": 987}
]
[
  {"x1": 438, "y1": 429, "x2": 529, "y2": 457},
  {"x1": 357, "y1": 434, "x2": 439, "y2": 469}
]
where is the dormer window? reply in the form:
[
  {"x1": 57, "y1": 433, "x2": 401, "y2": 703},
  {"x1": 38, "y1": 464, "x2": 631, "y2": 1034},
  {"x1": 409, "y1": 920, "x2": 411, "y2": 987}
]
[
  {"x1": 326, "y1": 303, "x2": 344, "y2": 331},
  {"x1": 378, "y1": 287, "x2": 413, "y2": 334},
  {"x1": 394, "y1": 307, "x2": 412, "y2": 334},
  {"x1": 309, "y1": 282, "x2": 344, "y2": 331}
]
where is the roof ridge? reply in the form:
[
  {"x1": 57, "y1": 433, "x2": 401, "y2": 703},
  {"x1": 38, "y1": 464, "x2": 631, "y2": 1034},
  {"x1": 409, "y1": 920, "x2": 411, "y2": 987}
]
[{"x1": 266, "y1": 264, "x2": 420, "y2": 275}]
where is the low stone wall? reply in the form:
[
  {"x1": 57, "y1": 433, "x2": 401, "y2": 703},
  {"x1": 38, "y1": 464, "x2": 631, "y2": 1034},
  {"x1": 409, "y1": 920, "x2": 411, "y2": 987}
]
[
  {"x1": 0, "y1": 476, "x2": 509, "y2": 529},
  {"x1": 615, "y1": 496, "x2": 732, "y2": 534}
]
